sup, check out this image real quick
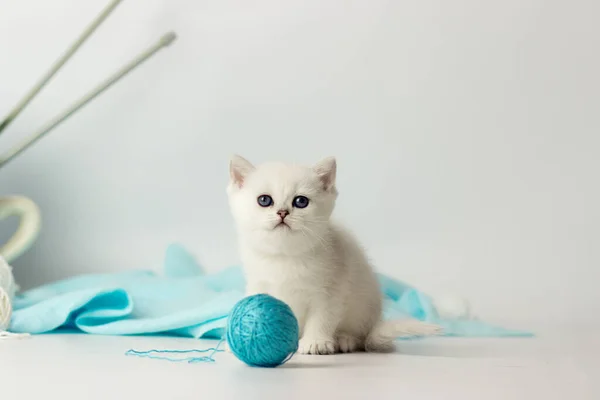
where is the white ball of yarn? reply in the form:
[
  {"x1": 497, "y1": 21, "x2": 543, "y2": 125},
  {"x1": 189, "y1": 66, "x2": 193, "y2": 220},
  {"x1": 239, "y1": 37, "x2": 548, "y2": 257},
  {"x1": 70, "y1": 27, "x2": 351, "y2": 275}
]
[
  {"x1": 0, "y1": 257, "x2": 16, "y2": 298},
  {"x1": 0, "y1": 257, "x2": 16, "y2": 331},
  {"x1": 0, "y1": 287, "x2": 11, "y2": 331},
  {"x1": 433, "y1": 295, "x2": 472, "y2": 320}
]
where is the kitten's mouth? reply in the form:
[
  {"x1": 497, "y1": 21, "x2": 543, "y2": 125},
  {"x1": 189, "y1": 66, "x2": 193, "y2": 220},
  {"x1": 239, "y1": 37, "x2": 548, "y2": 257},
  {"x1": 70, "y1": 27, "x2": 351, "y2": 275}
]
[{"x1": 274, "y1": 221, "x2": 290, "y2": 230}]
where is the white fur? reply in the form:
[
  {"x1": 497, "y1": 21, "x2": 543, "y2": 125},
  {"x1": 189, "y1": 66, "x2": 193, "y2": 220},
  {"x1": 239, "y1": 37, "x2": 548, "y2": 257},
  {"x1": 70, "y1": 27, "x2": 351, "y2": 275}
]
[{"x1": 227, "y1": 155, "x2": 441, "y2": 355}]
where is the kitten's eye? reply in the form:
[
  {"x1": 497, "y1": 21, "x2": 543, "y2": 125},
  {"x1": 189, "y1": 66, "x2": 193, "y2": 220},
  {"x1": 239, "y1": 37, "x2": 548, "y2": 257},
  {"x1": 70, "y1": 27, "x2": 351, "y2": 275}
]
[
  {"x1": 257, "y1": 195, "x2": 273, "y2": 207},
  {"x1": 292, "y1": 196, "x2": 309, "y2": 209}
]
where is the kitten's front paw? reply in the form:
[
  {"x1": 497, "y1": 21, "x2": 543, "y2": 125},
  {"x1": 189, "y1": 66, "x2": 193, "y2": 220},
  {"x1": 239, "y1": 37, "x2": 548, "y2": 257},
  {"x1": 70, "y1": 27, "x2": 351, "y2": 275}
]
[
  {"x1": 337, "y1": 334, "x2": 361, "y2": 353},
  {"x1": 298, "y1": 337, "x2": 337, "y2": 355}
]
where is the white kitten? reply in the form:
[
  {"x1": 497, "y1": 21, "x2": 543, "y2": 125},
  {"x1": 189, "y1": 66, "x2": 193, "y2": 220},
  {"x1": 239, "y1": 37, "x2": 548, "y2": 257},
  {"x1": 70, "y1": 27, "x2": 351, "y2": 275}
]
[{"x1": 227, "y1": 155, "x2": 441, "y2": 354}]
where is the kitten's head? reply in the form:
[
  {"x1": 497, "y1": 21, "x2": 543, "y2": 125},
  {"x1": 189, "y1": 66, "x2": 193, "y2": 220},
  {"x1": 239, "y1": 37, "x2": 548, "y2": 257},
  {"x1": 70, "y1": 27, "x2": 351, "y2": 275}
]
[{"x1": 227, "y1": 155, "x2": 338, "y2": 255}]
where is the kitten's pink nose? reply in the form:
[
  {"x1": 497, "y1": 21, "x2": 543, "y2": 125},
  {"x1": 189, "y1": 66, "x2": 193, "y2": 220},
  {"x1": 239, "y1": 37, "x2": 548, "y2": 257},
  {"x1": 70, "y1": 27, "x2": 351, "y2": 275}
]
[{"x1": 277, "y1": 209, "x2": 289, "y2": 219}]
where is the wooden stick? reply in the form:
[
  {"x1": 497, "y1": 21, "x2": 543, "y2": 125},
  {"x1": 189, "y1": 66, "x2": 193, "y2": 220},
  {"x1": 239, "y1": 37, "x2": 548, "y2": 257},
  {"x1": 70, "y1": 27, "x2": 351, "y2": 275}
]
[
  {"x1": 0, "y1": 32, "x2": 177, "y2": 168},
  {"x1": 0, "y1": 0, "x2": 124, "y2": 135}
]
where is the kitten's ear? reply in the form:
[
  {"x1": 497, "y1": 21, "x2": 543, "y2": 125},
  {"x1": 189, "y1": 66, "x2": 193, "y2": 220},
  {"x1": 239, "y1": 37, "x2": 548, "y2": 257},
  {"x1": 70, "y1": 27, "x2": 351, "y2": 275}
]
[
  {"x1": 230, "y1": 154, "x2": 255, "y2": 188},
  {"x1": 313, "y1": 156, "x2": 337, "y2": 191}
]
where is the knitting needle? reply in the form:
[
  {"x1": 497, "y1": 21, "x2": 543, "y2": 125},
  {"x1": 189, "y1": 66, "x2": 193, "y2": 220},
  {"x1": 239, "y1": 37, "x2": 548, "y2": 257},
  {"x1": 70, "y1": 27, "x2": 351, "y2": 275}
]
[
  {"x1": 0, "y1": 31, "x2": 177, "y2": 168},
  {"x1": 0, "y1": 0, "x2": 124, "y2": 135}
]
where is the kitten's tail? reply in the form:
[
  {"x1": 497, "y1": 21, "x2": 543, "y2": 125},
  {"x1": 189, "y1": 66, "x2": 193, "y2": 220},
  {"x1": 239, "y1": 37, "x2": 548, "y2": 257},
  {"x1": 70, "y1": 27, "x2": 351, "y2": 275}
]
[{"x1": 365, "y1": 319, "x2": 443, "y2": 352}]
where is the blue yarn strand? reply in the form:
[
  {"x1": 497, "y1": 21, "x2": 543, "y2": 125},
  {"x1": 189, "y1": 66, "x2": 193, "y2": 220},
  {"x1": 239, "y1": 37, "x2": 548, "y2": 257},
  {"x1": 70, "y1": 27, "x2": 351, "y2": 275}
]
[{"x1": 125, "y1": 339, "x2": 225, "y2": 363}]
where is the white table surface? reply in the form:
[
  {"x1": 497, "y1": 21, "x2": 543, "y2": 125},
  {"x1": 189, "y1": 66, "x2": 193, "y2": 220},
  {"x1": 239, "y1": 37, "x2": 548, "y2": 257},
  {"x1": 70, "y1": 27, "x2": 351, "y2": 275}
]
[{"x1": 1, "y1": 328, "x2": 597, "y2": 400}]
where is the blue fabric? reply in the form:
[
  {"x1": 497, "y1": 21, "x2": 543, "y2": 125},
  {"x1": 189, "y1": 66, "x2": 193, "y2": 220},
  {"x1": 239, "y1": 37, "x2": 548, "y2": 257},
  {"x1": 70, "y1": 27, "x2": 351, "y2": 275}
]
[{"x1": 10, "y1": 244, "x2": 532, "y2": 338}]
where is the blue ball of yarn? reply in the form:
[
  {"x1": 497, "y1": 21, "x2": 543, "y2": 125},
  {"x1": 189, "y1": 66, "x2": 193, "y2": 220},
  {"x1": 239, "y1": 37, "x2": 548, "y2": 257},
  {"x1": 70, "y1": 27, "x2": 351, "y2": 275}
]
[{"x1": 227, "y1": 294, "x2": 299, "y2": 368}]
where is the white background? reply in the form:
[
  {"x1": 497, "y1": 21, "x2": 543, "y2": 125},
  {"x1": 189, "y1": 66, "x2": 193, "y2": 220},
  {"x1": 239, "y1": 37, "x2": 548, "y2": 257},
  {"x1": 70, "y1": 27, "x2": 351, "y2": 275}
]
[{"x1": 0, "y1": 0, "x2": 598, "y2": 329}]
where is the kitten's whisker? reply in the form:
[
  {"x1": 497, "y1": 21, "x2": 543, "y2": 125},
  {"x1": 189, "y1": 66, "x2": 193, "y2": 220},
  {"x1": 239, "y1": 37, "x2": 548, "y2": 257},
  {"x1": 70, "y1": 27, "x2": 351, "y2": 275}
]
[
  {"x1": 301, "y1": 217, "x2": 331, "y2": 223},
  {"x1": 300, "y1": 225, "x2": 330, "y2": 249},
  {"x1": 298, "y1": 227, "x2": 310, "y2": 244}
]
